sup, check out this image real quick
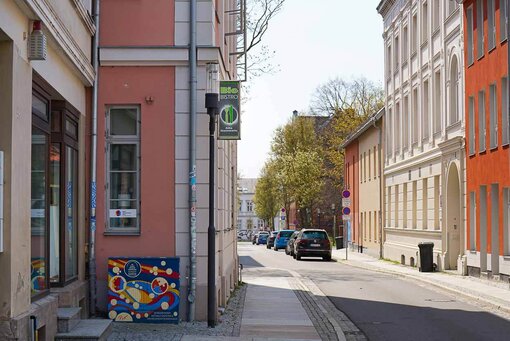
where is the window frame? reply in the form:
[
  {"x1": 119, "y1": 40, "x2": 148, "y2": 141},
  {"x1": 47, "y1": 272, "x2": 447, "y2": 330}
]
[
  {"x1": 502, "y1": 76, "x2": 509, "y2": 145},
  {"x1": 469, "y1": 96, "x2": 476, "y2": 155},
  {"x1": 487, "y1": 0, "x2": 496, "y2": 51},
  {"x1": 467, "y1": 5, "x2": 475, "y2": 65},
  {"x1": 105, "y1": 106, "x2": 141, "y2": 234},
  {"x1": 501, "y1": 0, "x2": 508, "y2": 42},
  {"x1": 479, "y1": 89, "x2": 487, "y2": 153},
  {"x1": 489, "y1": 83, "x2": 498, "y2": 149},
  {"x1": 477, "y1": 0, "x2": 485, "y2": 59}
]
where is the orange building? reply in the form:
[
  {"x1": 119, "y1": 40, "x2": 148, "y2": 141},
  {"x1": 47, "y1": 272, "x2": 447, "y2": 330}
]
[
  {"x1": 463, "y1": 0, "x2": 510, "y2": 280},
  {"x1": 343, "y1": 138, "x2": 360, "y2": 251}
]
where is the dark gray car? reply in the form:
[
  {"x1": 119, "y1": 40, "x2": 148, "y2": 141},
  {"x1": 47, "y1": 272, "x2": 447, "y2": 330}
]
[{"x1": 293, "y1": 229, "x2": 331, "y2": 261}]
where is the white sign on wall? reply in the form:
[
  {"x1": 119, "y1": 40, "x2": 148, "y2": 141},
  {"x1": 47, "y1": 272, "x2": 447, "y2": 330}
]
[{"x1": 109, "y1": 209, "x2": 137, "y2": 218}]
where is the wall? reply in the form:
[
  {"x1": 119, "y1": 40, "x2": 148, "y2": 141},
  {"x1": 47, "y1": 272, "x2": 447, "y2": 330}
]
[
  {"x1": 344, "y1": 140, "x2": 359, "y2": 247},
  {"x1": 95, "y1": 66, "x2": 176, "y2": 309}
]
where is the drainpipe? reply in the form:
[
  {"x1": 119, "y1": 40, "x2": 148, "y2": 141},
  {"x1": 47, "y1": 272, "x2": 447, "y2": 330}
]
[
  {"x1": 88, "y1": 0, "x2": 100, "y2": 316},
  {"x1": 372, "y1": 115, "x2": 384, "y2": 259},
  {"x1": 188, "y1": 0, "x2": 198, "y2": 322}
]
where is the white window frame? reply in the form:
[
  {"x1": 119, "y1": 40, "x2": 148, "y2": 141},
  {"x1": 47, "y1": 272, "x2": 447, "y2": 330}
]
[
  {"x1": 477, "y1": 0, "x2": 484, "y2": 59},
  {"x1": 247, "y1": 200, "x2": 253, "y2": 212},
  {"x1": 467, "y1": 6, "x2": 475, "y2": 65},
  {"x1": 489, "y1": 83, "x2": 498, "y2": 149},
  {"x1": 469, "y1": 96, "x2": 476, "y2": 155},
  {"x1": 479, "y1": 90, "x2": 487, "y2": 152},
  {"x1": 487, "y1": 0, "x2": 496, "y2": 51},
  {"x1": 501, "y1": 0, "x2": 508, "y2": 42},
  {"x1": 105, "y1": 106, "x2": 141, "y2": 233},
  {"x1": 502, "y1": 76, "x2": 509, "y2": 145}
]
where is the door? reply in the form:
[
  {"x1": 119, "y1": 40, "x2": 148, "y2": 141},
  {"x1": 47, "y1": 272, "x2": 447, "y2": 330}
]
[{"x1": 446, "y1": 163, "x2": 461, "y2": 270}]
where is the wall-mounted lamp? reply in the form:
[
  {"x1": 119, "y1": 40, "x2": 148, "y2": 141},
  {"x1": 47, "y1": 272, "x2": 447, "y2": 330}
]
[
  {"x1": 145, "y1": 96, "x2": 154, "y2": 105},
  {"x1": 28, "y1": 21, "x2": 47, "y2": 60}
]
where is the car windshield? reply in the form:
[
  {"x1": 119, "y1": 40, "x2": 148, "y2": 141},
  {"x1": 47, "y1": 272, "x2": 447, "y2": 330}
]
[
  {"x1": 302, "y1": 231, "x2": 328, "y2": 239},
  {"x1": 279, "y1": 231, "x2": 294, "y2": 237}
]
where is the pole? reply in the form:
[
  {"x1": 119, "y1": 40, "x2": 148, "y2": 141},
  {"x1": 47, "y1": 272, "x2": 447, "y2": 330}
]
[
  {"x1": 88, "y1": 0, "x2": 100, "y2": 316},
  {"x1": 206, "y1": 92, "x2": 218, "y2": 328},
  {"x1": 188, "y1": 0, "x2": 198, "y2": 322}
]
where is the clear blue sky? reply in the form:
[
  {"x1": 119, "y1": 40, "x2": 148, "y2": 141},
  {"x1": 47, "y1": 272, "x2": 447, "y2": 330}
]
[{"x1": 238, "y1": 0, "x2": 384, "y2": 178}]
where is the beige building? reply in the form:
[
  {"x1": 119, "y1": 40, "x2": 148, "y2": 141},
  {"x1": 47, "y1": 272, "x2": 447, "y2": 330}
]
[
  {"x1": 343, "y1": 110, "x2": 385, "y2": 258},
  {"x1": 0, "y1": 0, "x2": 95, "y2": 339}
]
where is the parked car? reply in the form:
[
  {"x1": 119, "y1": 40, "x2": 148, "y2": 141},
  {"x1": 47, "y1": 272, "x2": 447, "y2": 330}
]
[
  {"x1": 293, "y1": 229, "x2": 331, "y2": 261},
  {"x1": 256, "y1": 231, "x2": 270, "y2": 245},
  {"x1": 267, "y1": 231, "x2": 278, "y2": 249},
  {"x1": 251, "y1": 232, "x2": 258, "y2": 245},
  {"x1": 285, "y1": 231, "x2": 299, "y2": 256},
  {"x1": 274, "y1": 230, "x2": 295, "y2": 251}
]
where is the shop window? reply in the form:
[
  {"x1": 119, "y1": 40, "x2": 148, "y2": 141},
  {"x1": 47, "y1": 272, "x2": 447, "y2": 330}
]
[{"x1": 106, "y1": 106, "x2": 140, "y2": 233}]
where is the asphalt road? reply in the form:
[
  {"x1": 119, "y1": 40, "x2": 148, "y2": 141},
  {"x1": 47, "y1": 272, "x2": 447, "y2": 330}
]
[{"x1": 239, "y1": 242, "x2": 510, "y2": 341}]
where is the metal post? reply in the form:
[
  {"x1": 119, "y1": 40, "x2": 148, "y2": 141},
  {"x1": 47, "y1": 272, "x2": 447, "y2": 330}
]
[{"x1": 206, "y1": 91, "x2": 218, "y2": 328}]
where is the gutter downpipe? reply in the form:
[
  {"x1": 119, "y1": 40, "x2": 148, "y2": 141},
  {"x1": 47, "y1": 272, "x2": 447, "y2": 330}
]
[
  {"x1": 89, "y1": 0, "x2": 100, "y2": 316},
  {"x1": 188, "y1": 0, "x2": 198, "y2": 322},
  {"x1": 372, "y1": 116, "x2": 384, "y2": 259}
]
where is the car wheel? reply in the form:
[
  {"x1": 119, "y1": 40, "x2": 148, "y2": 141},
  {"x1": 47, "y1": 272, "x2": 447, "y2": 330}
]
[
  {"x1": 292, "y1": 252, "x2": 296, "y2": 259},
  {"x1": 296, "y1": 253, "x2": 301, "y2": 261},
  {"x1": 256, "y1": 242, "x2": 259, "y2": 245},
  {"x1": 285, "y1": 248, "x2": 289, "y2": 255},
  {"x1": 323, "y1": 256, "x2": 331, "y2": 261}
]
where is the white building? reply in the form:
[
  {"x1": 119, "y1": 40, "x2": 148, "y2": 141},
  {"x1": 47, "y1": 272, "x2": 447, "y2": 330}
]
[
  {"x1": 238, "y1": 178, "x2": 265, "y2": 239},
  {"x1": 377, "y1": 0, "x2": 467, "y2": 272}
]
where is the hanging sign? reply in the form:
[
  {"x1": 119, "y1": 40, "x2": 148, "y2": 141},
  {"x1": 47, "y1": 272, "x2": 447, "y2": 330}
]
[{"x1": 218, "y1": 81, "x2": 241, "y2": 140}]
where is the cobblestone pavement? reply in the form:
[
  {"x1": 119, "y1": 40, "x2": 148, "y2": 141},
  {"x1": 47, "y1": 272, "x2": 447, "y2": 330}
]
[{"x1": 108, "y1": 284, "x2": 246, "y2": 340}]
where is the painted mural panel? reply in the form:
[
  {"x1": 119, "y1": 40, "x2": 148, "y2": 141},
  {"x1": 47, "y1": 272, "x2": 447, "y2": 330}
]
[{"x1": 108, "y1": 257, "x2": 180, "y2": 323}]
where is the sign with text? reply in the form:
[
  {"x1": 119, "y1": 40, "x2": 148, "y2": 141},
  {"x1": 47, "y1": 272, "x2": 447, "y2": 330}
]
[{"x1": 218, "y1": 81, "x2": 241, "y2": 140}]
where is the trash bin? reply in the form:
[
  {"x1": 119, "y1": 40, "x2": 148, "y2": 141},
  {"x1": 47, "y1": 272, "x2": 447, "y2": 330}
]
[
  {"x1": 335, "y1": 236, "x2": 344, "y2": 250},
  {"x1": 418, "y1": 242, "x2": 434, "y2": 272}
]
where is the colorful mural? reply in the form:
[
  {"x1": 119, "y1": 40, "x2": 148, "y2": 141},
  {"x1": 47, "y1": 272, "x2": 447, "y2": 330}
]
[
  {"x1": 107, "y1": 257, "x2": 180, "y2": 323},
  {"x1": 31, "y1": 257, "x2": 46, "y2": 294}
]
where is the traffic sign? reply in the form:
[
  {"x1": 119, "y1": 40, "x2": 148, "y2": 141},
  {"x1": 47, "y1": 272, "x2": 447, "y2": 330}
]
[
  {"x1": 342, "y1": 190, "x2": 351, "y2": 198},
  {"x1": 342, "y1": 207, "x2": 351, "y2": 215},
  {"x1": 342, "y1": 198, "x2": 351, "y2": 207},
  {"x1": 342, "y1": 215, "x2": 351, "y2": 221}
]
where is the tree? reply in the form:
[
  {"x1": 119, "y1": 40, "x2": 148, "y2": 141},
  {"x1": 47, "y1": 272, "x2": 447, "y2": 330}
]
[
  {"x1": 253, "y1": 161, "x2": 280, "y2": 229},
  {"x1": 238, "y1": 0, "x2": 286, "y2": 79}
]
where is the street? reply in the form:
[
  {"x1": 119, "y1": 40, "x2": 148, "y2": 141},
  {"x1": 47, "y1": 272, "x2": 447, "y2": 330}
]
[{"x1": 239, "y1": 242, "x2": 510, "y2": 341}]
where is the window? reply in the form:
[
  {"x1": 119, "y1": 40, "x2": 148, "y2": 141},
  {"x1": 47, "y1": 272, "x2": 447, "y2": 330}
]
[
  {"x1": 433, "y1": 0, "x2": 440, "y2": 31},
  {"x1": 434, "y1": 70, "x2": 441, "y2": 133},
  {"x1": 467, "y1": 6, "x2": 475, "y2": 65},
  {"x1": 434, "y1": 176, "x2": 439, "y2": 230},
  {"x1": 237, "y1": 219, "x2": 242, "y2": 229},
  {"x1": 368, "y1": 149, "x2": 371, "y2": 180},
  {"x1": 501, "y1": 0, "x2": 508, "y2": 42},
  {"x1": 258, "y1": 219, "x2": 264, "y2": 228},
  {"x1": 412, "y1": 88, "x2": 419, "y2": 144},
  {"x1": 489, "y1": 83, "x2": 498, "y2": 149},
  {"x1": 477, "y1": 0, "x2": 484, "y2": 58},
  {"x1": 479, "y1": 90, "x2": 487, "y2": 152},
  {"x1": 450, "y1": 57, "x2": 459, "y2": 125},
  {"x1": 412, "y1": 13, "x2": 418, "y2": 53},
  {"x1": 469, "y1": 96, "x2": 476, "y2": 154},
  {"x1": 423, "y1": 80, "x2": 430, "y2": 140},
  {"x1": 503, "y1": 77, "x2": 509, "y2": 145},
  {"x1": 422, "y1": 1, "x2": 429, "y2": 43},
  {"x1": 403, "y1": 183, "x2": 408, "y2": 228},
  {"x1": 394, "y1": 185, "x2": 399, "y2": 227},
  {"x1": 412, "y1": 180, "x2": 417, "y2": 229},
  {"x1": 106, "y1": 107, "x2": 140, "y2": 232},
  {"x1": 447, "y1": 0, "x2": 459, "y2": 16},
  {"x1": 394, "y1": 35, "x2": 400, "y2": 70},
  {"x1": 386, "y1": 44, "x2": 392, "y2": 78},
  {"x1": 470, "y1": 191, "x2": 477, "y2": 251},
  {"x1": 504, "y1": 188, "x2": 510, "y2": 255},
  {"x1": 403, "y1": 26, "x2": 409, "y2": 61},
  {"x1": 388, "y1": 108, "x2": 393, "y2": 158},
  {"x1": 364, "y1": 152, "x2": 367, "y2": 181},
  {"x1": 247, "y1": 201, "x2": 253, "y2": 212},
  {"x1": 239, "y1": 200, "x2": 243, "y2": 211},
  {"x1": 423, "y1": 178, "x2": 428, "y2": 230},
  {"x1": 374, "y1": 146, "x2": 377, "y2": 177},
  {"x1": 403, "y1": 96, "x2": 409, "y2": 150},
  {"x1": 488, "y1": 0, "x2": 496, "y2": 50},
  {"x1": 395, "y1": 102, "x2": 401, "y2": 154},
  {"x1": 247, "y1": 219, "x2": 253, "y2": 229}
]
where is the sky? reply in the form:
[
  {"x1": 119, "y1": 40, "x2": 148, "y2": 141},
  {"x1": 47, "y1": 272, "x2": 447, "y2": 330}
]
[{"x1": 238, "y1": 0, "x2": 384, "y2": 178}]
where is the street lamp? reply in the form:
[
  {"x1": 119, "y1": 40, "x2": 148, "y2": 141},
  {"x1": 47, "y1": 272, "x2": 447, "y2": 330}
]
[{"x1": 206, "y1": 62, "x2": 219, "y2": 328}]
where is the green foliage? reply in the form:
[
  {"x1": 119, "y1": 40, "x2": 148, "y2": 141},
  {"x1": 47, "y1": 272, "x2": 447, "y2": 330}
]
[{"x1": 253, "y1": 161, "x2": 280, "y2": 228}]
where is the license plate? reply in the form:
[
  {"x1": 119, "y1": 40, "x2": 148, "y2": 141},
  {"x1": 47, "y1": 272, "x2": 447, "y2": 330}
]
[{"x1": 310, "y1": 243, "x2": 320, "y2": 247}]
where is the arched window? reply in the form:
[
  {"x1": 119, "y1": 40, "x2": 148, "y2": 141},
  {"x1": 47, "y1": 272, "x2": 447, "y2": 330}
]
[{"x1": 450, "y1": 56, "x2": 459, "y2": 125}]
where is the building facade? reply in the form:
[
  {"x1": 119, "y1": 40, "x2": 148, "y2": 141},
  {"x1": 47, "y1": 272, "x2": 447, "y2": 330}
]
[
  {"x1": 95, "y1": 0, "x2": 240, "y2": 322},
  {"x1": 342, "y1": 110, "x2": 385, "y2": 258},
  {"x1": 463, "y1": 0, "x2": 510, "y2": 280},
  {"x1": 238, "y1": 178, "x2": 264, "y2": 239},
  {"x1": 377, "y1": 0, "x2": 467, "y2": 272},
  {"x1": 0, "y1": 0, "x2": 95, "y2": 339},
  {"x1": 344, "y1": 139, "x2": 360, "y2": 251}
]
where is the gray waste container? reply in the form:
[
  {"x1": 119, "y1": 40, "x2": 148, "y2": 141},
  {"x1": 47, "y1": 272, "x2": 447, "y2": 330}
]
[
  {"x1": 335, "y1": 236, "x2": 344, "y2": 250},
  {"x1": 418, "y1": 242, "x2": 434, "y2": 272}
]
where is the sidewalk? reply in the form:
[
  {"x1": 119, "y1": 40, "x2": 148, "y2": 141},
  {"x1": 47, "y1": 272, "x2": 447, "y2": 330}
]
[{"x1": 331, "y1": 248, "x2": 510, "y2": 316}]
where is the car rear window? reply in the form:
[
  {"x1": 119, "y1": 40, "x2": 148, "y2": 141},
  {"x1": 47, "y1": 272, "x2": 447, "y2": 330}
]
[
  {"x1": 279, "y1": 231, "x2": 294, "y2": 237},
  {"x1": 259, "y1": 232, "x2": 269, "y2": 235},
  {"x1": 302, "y1": 231, "x2": 328, "y2": 239}
]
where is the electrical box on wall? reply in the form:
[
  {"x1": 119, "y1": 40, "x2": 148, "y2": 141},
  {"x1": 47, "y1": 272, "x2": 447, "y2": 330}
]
[{"x1": 0, "y1": 151, "x2": 4, "y2": 253}]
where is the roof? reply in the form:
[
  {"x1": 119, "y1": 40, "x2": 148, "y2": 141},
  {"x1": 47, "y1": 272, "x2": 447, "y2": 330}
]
[
  {"x1": 238, "y1": 178, "x2": 258, "y2": 193},
  {"x1": 340, "y1": 107, "x2": 385, "y2": 149}
]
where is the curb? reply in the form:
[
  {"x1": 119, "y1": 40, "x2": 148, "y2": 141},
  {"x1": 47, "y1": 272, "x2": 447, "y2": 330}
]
[{"x1": 331, "y1": 254, "x2": 510, "y2": 317}]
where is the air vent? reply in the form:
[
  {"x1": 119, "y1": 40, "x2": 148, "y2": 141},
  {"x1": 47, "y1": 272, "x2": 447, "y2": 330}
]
[{"x1": 28, "y1": 21, "x2": 47, "y2": 61}]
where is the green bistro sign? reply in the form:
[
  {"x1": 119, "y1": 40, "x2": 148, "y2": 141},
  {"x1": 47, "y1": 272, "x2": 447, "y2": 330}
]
[{"x1": 218, "y1": 81, "x2": 241, "y2": 140}]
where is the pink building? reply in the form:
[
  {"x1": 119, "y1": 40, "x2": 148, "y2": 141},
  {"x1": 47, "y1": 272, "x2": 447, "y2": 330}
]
[{"x1": 95, "y1": 0, "x2": 240, "y2": 322}]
